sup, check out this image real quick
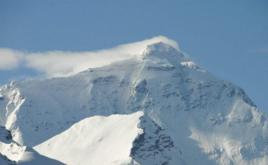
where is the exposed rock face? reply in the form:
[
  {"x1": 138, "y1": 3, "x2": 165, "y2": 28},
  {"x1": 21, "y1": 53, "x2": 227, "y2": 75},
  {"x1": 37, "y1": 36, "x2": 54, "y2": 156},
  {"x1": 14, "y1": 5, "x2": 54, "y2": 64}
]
[{"x1": 0, "y1": 40, "x2": 267, "y2": 165}]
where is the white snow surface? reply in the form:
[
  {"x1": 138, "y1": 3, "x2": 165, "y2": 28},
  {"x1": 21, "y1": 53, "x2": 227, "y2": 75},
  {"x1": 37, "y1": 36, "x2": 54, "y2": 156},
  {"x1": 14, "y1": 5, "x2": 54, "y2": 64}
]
[
  {"x1": 0, "y1": 37, "x2": 268, "y2": 165},
  {"x1": 0, "y1": 126, "x2": 63, "y2": 165},
  {"x1": 34, "y1": 111, "x2": 143, "y2": 165}
]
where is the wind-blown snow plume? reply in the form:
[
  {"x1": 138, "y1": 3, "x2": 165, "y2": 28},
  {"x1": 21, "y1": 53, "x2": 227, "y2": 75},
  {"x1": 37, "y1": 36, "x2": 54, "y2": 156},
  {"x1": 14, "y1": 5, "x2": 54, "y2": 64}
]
[
  {"x1": 0, "y1": 36, "x2": 179, "y2": 77},
  {"x1": 0, "y1": 38, "x2": 267, "y2": 165},
  {"x1": 0, "y1": 48, "x2": 22, "y2": 70}
]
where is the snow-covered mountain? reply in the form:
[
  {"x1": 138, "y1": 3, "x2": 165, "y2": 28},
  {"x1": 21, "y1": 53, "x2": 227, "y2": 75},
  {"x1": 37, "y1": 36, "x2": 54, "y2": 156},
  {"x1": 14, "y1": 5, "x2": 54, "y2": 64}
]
[
  {"x1": 0, "y1": 126, "x2": 64, "y2": 165},
  {"x1": 0, "y1": 37, "x2": 267, "y2": 165}
]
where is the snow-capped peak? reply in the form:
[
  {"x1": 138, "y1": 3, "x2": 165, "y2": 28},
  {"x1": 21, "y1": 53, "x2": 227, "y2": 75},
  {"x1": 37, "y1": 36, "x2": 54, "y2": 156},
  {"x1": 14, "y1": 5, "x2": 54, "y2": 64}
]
[
  {"x1": 0, "y1": 37, "x2": 267, "y2": 165},
  {"x1": 141, "y1": 42, "x2": 184, "y2": 63}
]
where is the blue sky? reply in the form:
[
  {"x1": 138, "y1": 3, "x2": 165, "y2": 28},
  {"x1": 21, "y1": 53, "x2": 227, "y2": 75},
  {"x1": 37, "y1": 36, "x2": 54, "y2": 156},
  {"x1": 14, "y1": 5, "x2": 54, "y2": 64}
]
[{"x1": 0, "y1": 0, "x2": 267, "y2": 110}]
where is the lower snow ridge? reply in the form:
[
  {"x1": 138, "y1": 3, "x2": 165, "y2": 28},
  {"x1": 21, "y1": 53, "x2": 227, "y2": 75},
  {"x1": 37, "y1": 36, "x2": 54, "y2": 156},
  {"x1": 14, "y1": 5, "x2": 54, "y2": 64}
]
[
  {"x1": 0, "y1": 126, "x2": 63, "y2": 165},
  {"x1": 34, "y1": 111, "x2": 144, "y2": 165}
]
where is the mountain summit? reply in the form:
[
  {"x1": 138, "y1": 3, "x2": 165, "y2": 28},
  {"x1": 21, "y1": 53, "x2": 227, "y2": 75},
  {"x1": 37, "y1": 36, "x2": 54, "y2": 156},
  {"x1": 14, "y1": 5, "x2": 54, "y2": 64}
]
[{"x1": 0, "y1": 37, "x2": 267, "y2": 165}]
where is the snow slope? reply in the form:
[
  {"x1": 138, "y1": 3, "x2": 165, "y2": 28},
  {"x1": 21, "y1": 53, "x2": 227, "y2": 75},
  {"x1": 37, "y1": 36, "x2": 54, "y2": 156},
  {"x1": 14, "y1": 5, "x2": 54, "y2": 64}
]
[
  {"x1": 34, "y1": 111, "x2": 143, "y2": 165},
  {"x1": 0, "y1": 37, "x2": 267, "y2": 165},
  {"x1": 0, "y1": 126, "x2": 63, "y2": 165}
]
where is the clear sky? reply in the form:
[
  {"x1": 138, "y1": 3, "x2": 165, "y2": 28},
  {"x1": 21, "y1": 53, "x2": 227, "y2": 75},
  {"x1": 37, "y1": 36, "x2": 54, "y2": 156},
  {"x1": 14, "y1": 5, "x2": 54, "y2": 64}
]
[{"x1": 0, "y1": 0, "x2": 267, "y2": 111}]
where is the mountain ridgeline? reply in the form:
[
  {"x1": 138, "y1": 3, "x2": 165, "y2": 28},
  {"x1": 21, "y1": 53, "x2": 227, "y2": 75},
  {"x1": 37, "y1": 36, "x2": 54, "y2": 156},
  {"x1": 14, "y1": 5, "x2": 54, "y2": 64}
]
[{"x1": 0, "y1": 38, "x2": 267, "y2": 165}]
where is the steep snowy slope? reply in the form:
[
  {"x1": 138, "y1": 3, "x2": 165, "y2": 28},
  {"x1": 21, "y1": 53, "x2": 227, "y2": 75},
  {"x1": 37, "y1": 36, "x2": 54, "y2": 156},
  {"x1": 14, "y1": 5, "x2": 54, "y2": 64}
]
[
  {"x1": 0, "y1": 37, "x2": 268, "y2": 165},
  {"x1": 34, "y1": 111, "x2": 143, "y2": 165},
  {"x1": 0, "y1": 126, "x2": 63, "y2": 165}
]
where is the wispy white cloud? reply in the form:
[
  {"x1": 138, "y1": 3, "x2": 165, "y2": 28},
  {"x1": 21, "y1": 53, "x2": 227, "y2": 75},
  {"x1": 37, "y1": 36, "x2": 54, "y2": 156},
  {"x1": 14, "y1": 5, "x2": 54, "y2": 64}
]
[
  {"x1": 0, "y1": 48, "x2": 23, "y2": 70},
  {"x1": 0, "y1": 36, "x2": 179, "y2": 77}
]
